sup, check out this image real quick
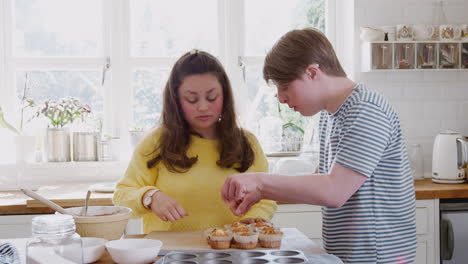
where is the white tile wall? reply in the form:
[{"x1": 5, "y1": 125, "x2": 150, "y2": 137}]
[{"x1": 354, "y1": 0, "x2": 468, "y2": 177}]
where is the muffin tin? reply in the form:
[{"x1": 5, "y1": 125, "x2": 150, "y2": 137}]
[{"x1": 160, "y1": 249, "x2": 308, "y2": 264}]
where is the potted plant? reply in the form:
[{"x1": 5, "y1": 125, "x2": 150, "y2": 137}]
[
  {"x1": 277, "y1": 100, "x2": 306, "y2": 152},
  {"x1": 29, "y1": 97, "x2": 91, "y2": 162}
]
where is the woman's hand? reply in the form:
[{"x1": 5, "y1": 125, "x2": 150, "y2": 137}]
[{"x1": 150, "y1": 191, "x2": 188, "y2": 222}]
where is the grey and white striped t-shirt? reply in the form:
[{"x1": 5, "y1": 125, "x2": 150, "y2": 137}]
[{"x1": 318, "y1": 84, "x2": 417, "y2": 264}]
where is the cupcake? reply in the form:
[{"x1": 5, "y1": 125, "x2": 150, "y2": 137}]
[
  {"x1": 233, "y1": 231, "x2": 259, "y2": 249},
  {"x1": 224, "y1": 221, "x2": 247, "y2": 231},
  {"x1": 258, "y1": 227, "x2": 283, "y2": 248},
  {"x1": 231, "y1": 225, "x2": 251, "y2": 234},
  {"x1": 249, "y1": 221, "x2": 274, "y2": 232},
  {"x1": 203, "y1": 228, "x2": 217, "y2": 244},
  {"x1": 209, "y1": 228, "x2": 232, "y2": 249}
]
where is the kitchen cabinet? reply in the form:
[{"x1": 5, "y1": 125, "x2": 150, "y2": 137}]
[{"x1": 272, "y1": 200, "x2": 440, "y2": 264}]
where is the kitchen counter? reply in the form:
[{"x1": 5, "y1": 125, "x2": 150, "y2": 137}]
[
  {"x1": 1, "y1": 179, "x2": 468, "y2": 215},
  {"x1": 1, "y1": 228, "x2": 335, "y2": 264},
  {"x1": 0, "y1": 184, "x2": 114, "y2": 215}
]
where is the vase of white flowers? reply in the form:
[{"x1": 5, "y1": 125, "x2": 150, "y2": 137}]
[{"x1": 30, "y1": 97, "x2": 91, "y2": 162}]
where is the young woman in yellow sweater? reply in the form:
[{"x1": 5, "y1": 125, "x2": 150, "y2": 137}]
[{"x1": 113, "y1": 50, "x2": 277, "y2": 233}]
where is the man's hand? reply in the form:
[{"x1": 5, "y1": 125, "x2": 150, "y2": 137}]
[
  {"x1": 221, "y1": 173, "x2": 264, "y2": 216},
  {"x1": 150, "y1": 191, "x2": 188, "y2": 222}
]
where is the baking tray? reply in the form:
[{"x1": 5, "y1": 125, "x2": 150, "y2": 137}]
[{"x1": 159, "y1": 249, "x2": 309, "y2": 264}]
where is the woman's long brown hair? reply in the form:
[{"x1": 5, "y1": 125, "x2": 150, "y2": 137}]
[{"x1": 147, "y1": 50, "x2": 255, "y2": 173}]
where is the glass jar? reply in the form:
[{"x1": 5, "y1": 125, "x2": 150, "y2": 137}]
[
  {"x1": 26, "y1": 214, "x2": 82, "y2": 264},
  {"x1": 409, "y1": 144, "x2": 425, "y2": 181}
]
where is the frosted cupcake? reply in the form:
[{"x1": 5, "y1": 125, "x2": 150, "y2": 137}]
[
  {"x1": 258, "y1": 227, "x2": 283, "y2": 248},
  {"x1": 209, "y1": 228, "x2": 232, "y2": 249},
  {"x1": 233, "y1": 231, "x2": 259, "y2": 249}
]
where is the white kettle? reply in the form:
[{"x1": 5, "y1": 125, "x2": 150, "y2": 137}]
[{"x1": 432, "y1": 130, "x2": 468, "y2": 184}]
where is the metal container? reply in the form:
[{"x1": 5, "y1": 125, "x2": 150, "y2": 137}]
[
  {"x1": 160, "y1": 249, "x2": 309, "y2": 264},
  {"x1": 97, "y1": 138, "x2": 113, "y2": 161},
  {"x1": 72, "y1": 132, "x2": 98, "y2": 161},
  {"x1": 45, "y1": 128, "x2": 71, "y2": 162}
]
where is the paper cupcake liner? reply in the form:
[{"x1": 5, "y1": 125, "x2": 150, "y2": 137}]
[
  {"x1": 209, "y1": 233, "x2": 233, "y2": 242},
  {"x1": 233, "y1": 232, "x2": 259, "y2": 244},
  {"x1": 210, "y1": 240, "x2": 231, "y2": 249},
  {"x1": 258, "y1": 232, "x2": 283, "y2": 242}
]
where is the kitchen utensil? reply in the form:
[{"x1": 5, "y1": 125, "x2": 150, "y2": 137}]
[
  {"x1": 106, "y1": 239, "x2": 162, "y2": 264},
  {"x1": 21, "y1": 188, "x2": 77, "y2": 216},
  {"x1": 59, "y1": 206, "x2": 132, "y2": 240},
  {"x1": 80, "y1": 190, "x2": 92, "y2": 216},
  {"x1": 161, "y1": 249, "x2": 309, "y2": 264},
  {"x1": 432, "y1": 130, "x2": 468, "y2": 183}
]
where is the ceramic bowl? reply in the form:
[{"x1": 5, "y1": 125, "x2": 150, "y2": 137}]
[
  {"x1": 106, "y1": 238, "x2": 163, "y2": 264},
  {"x1": 82, "y1": 237, "x2": 108, "y2": 263},
  {"x1": 57, "y1": 206, "x2": 132, "y2": 240}
]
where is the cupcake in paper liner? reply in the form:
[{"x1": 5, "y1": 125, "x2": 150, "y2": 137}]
[
  {"x1": 249, "y1": 221, "x2": 275, "y2": 232},
  {"x1": 258, "y1": 227, "x2": 283, "y2": 248},
  {"x1": 231, "y1": 225, "x2": 252, "y2": 234},
  {"x1": 233, "y1": 231, "x2": 259, "y2": 249},
  {"x1": 223, "y1": 221, "x2": 248, "y2": 231},
  {"x1": 203, "y1": 228, "x2": 217, "y2": 244},
  {"x1": 208, "y1": 228, "x2": 232, "y2": 249}
]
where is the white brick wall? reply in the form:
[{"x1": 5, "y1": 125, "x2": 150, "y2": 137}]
[{"x1": 354, "y1": 0, "x2": 468, "y2": 177}]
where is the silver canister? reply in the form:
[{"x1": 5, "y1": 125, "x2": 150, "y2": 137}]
[
  {"x1": 72, "y1": 132, "x2": 98, "y2": 161},
  {"x1": 45, "y1": 128, "x2": 71, "y2": 162}
]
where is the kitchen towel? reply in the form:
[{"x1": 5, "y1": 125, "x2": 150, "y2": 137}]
[{"x1": 0, "y1": 243, "x2": 20, "y2": 264}]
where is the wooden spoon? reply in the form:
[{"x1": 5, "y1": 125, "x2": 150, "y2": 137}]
[{"x1": 21, "y1": 188, "x2": 78, "y2": 217}]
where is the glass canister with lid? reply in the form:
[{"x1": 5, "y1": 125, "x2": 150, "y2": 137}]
[{"x1": 26, "y1": 214, "x2": 82, "y2": 264}]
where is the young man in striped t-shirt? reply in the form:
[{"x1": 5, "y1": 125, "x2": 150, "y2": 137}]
[{"x1": 222, "y1": 28, "x2": 417, "y2": 263}]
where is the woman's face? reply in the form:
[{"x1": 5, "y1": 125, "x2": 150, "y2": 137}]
[{"x1": 178, "y1": 73, "x2": 224, "y2": 139}]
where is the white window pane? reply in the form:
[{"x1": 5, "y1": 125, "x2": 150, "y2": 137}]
[
  {"x1": 244, "y1": 0, "x2": 326, "y2": 56},
  {"x1": 130, "y1": 0, "x2": 218, "y2": 57},
  {"x1": 16, "y1": 71, "x2": 103, "y2": 114},
  {"x1": 244, "y1": 66, "x2": 309, "y2": 136},
  {"x1": 14, "y1": 0, "x2": 103, "y2": 57},
  {"x1": 132, "y1": 69, "x2": 169, "y2": 129}
]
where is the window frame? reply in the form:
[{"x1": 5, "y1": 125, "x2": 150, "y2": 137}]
[{"x1": 0, "y1": 0, "x2": 337, "y2": 189}]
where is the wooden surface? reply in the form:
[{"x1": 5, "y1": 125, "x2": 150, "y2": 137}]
[
  {"x1": 414, "y1": 178, "x2": 468, "y2": 199},
  {"x1": 1, "y1": 179, "x2": 468, "y2": 215},
  {"x1": 0, "y1": 184, "x2": 113, "y2": 215},
  {"x1": 144, "y1": 228, "x2": 325, "y2": 255},
  {"x1": 1, "y1": 229, "x2": 324, "y2": 264}
]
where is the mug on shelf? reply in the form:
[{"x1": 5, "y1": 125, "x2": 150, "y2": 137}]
[
  {"x1": 396, "y1": 24, "x2": 413, "y2": 41},
  {"x1": 413, "y1": 24, "x2": 436, "y2": 41},
  {"x1": 439, "y1": 24, "x2": 461, "y2": 40}
]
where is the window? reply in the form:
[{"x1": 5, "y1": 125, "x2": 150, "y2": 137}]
[
  {"x1": 0, "y1": 0, "x2": 330, "y2": 184},
  {"x1": 2, "y1": 0, "x2": 105, "y2": 136}
]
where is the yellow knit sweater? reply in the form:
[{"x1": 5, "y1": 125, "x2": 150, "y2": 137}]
[{"x1": 113, "y1": 128, "x2": 277, "y2": 233}]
